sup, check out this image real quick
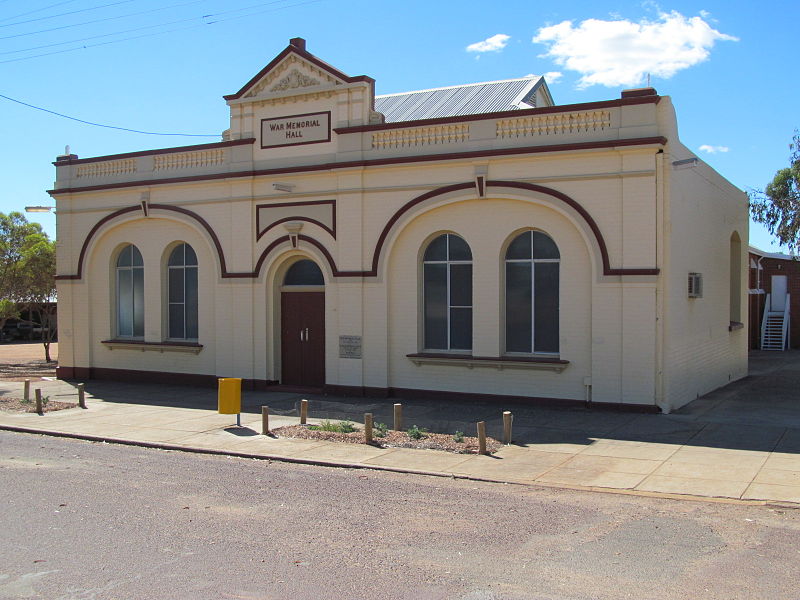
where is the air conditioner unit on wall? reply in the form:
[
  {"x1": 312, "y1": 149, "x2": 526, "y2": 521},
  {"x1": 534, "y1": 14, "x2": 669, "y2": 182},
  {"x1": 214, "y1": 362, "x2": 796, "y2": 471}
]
[{"x1": 688, "y1": 272, "x2": 703, "y2": 298}]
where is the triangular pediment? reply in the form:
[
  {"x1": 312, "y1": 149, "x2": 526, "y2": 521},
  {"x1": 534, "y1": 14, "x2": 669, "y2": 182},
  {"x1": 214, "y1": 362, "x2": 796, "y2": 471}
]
[
  {"x1": 243, "y1": 55, "x2": 341, "y2": 98},
  {"x1": 224, "y1": 38, "x2": 374, "y2": 102}
]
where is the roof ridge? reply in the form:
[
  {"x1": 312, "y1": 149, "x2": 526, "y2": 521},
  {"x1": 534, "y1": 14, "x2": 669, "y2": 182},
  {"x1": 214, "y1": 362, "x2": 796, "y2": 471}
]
[{"x1": 376, "y1": 76, "x2": 541, "y2": 98}]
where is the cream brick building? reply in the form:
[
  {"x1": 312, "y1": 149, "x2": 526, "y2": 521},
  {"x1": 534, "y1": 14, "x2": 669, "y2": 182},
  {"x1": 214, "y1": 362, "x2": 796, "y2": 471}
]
[{"x1": 51, "y1": 38, "x2": 748, "y2": 413}]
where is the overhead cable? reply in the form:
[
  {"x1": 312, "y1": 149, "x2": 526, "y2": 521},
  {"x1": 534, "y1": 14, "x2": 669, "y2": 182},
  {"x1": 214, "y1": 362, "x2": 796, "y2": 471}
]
[{"x1": 0, "y1": 93, "x2": 218, "y2": 136}]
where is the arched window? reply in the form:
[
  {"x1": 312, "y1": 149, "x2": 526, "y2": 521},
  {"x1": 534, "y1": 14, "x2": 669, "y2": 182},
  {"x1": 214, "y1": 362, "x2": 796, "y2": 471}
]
[
  {"x1": 284, "y1": 259, "x2": 324, "y2": 286},
  {"x1": 167, "y1": 243, "x2": 198, "y2": 339},
  {"x1": 116, "y1": 244, "x2": 144, "y2": 338},
  {"x1": 505, "y1": 230, "x2": 559, "y2": 354},
  {"x1": 423, "y1": 234, "x2": 472, "y2": 351}
]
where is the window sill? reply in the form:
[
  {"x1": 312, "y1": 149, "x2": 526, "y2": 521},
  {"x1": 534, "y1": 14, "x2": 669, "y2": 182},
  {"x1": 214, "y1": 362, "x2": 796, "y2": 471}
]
[
  {"x1": 101, "y1": 340, "x2": 203, "y2": 354},
  {"x1": 406, "y1": 353, "x2": 569, "y2": 372},
  {"x1": 729, "y1": 321, "x2": 744, "y2": 332}
]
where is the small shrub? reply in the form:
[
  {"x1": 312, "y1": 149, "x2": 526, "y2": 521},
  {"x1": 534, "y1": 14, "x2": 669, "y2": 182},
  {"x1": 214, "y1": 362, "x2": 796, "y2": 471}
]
[
  {"x1": 374, "y1": 422, "x2": 388, "y2": 438},
  {"x1": 407, "y1": 425, "x2": 428, "y2": 440},
  {"x1": 337, "y1": 420, "x2": 356, "y2": 433},
  {"x1": 453, "y1": 430, "x2": 465, "y2": 443},
  {"x1": 20, "y1": 396, "x2": 32, "y2": 405},
  {"x1": 41, "y1": 395, "x2": 50, "y2": 406},
  {"x1": 309, "y1": 420, "x2": 356, "y2": 433}
]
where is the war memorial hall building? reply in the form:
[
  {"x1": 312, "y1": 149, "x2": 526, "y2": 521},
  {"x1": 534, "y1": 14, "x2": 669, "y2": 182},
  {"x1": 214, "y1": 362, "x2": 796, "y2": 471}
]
[{"x1": 51, "y1": 38, "x2": 749, "y2": 413}]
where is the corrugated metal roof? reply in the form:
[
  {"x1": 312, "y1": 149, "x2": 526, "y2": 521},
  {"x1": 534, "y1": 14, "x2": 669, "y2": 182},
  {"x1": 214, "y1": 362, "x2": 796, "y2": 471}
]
[{"x1": 375, "y1": 77, "x2": 543, "y2": 123}]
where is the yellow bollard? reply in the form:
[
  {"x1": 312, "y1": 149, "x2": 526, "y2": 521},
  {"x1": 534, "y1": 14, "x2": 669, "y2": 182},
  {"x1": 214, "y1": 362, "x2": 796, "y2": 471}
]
[{"x1": 218, "y1": 378, "x2": 242, "y2": 426}]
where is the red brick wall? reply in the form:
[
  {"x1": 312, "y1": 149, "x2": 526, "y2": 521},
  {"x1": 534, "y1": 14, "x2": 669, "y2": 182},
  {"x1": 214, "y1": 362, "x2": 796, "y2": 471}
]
[{"x1": 749, "y1": 253, "x2": 800, "y2": 349}]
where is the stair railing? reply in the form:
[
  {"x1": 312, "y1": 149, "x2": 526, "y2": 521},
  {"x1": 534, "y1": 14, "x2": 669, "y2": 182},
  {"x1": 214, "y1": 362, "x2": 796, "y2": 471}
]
[
  {"x1": 761, "y1": 293, "x2": 771, "y2": 350},
  {"x1": 783, "y1": 294, "x2": 791, "y2": 350}
]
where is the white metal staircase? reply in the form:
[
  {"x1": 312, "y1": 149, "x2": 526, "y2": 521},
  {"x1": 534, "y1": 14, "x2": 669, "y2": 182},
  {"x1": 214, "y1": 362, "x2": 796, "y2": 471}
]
[{"x1": 761, "y1": 293, "x2": 791, "y2": 350}]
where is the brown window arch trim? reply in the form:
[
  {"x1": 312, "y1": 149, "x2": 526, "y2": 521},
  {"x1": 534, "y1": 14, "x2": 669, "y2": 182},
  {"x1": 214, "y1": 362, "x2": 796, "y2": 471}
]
[
  {"x1": 255, "y1": 199, "x2": 336, "y2": 240},
  {"x1": 56, "y1": 182, "x2": 659, "y2": 281}
]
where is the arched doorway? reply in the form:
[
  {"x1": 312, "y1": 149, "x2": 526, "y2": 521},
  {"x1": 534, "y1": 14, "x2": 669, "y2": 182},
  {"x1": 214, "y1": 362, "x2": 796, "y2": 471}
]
[{"x1": 280, "y1": 259, "x2": 325, "y2": 386}]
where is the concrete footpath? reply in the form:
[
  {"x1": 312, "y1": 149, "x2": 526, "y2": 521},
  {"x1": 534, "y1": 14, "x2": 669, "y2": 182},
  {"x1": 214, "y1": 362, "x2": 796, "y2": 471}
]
[{"x1": 3, "y1": 351, "x2": 800, "y2": 506}]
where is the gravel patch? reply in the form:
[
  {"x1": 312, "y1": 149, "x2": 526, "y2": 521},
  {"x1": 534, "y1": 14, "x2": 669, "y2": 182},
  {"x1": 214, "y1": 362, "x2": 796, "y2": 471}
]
[
  {"x1": 273, "y1": 424, "x2": 503, "y2": 454},
  {"x1": 0, "y1": 396, "x2": 78, "y2": 413}
]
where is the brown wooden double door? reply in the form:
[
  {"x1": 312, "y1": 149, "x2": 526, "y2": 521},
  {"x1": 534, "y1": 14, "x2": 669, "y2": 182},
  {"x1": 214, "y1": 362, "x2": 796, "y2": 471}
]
[{"x1": 281, "y1": 292, "x2": 325, "y2": 387}]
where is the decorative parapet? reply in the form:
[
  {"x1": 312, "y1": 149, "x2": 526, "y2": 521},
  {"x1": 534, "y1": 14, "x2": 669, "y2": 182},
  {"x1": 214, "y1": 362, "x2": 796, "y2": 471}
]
[
  {"x1": 372, "y1": 124, "x2": 470, "y2": 149},
  {"x1": 497, "y1": 110, "x2": 612, "y2": 138},
  {"x1": 154, "y1": 149, "x2": 226, "y2": 171},
  {"x1": 76, "y1": 159, "x2": 136, "y2": 178}
]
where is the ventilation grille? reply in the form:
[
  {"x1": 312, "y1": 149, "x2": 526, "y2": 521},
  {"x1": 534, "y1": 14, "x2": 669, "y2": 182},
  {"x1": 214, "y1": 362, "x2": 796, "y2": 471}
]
[{"x1": 688, "y1": 273, "x2": 703, "y2": 298}]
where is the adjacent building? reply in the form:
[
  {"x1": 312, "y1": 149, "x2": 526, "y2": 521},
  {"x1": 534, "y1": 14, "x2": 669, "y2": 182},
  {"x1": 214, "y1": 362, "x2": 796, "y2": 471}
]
[{"x1": 51, "y1": 38, "x2": 749, "y2": 412}]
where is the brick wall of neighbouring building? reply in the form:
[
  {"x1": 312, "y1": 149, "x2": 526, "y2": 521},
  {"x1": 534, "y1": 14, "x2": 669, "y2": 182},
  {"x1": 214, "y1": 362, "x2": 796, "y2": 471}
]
[{"x1": 749, "y1": 251, "x2": 800, "y2": 349}]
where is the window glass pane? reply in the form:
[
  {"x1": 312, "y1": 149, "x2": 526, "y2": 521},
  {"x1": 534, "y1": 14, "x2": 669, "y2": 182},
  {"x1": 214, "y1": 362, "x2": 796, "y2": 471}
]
[
  {"x1": 131, "y1": 246, "x2": 144, "y2": 267},
  {"x1": 169, "y1": 268, "x2": 184, "y2": 303},
  {"x1": 533, "y1": 231, "x2": 560, "y2": 259},
  {"x1": 184, "y1": 244, "x2": 197, "y2": 266},
  {"x1": 117, "y1": 245, "x2": 132, "y2": 267},
  {"x1": 284, "y1": 260, "x2": 324, "y2": 285},
  {"x1": 506, "y1": 262, "x2": 532, "y2": 352},
  {"x1": 132, "y1": 267, "x2": 144, "y2": 337},
  {"x1": 447, "y1": 235, "x2": 472, "y2": 261},
  {"x1": 449, "y1": 264, "x2": 472, "y2": 307},
  {"x1": 424, "y1": 263, "x2": 447, "y2": 349},
  {"x1": 449, "y1": 307, "x2": 472, "y2": 350},
  {"x1": 506, "y1": 231, "x2": 532, "y2": 260},
  {"x1": 117, "y1": 270, "x2": 132, "y2": 337},
  {"x1": 534, "y1": 263, "x2": 559, "y2": 352},
  {"x1": 169, "y1": 304, "x2": 184, "y2": 339},
  {"x1": 185, "y1": 267, "x2": 198, "y2": 339},
  {"x1": 423, "y1": 235, "x2": 447, "y2": 261},
  {"x1": 168, "y1": 244, "x2": 184, "y2": 266}
]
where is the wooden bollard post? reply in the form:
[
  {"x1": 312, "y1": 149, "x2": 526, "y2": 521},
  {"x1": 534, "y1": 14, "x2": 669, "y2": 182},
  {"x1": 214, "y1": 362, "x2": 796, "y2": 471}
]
[
  {"x1": 261, "y1": 406, "x2": 270, "y2": 435},
  {"x1": 35, "y1": 389, "x2": 43, "y2": 414},
  {"x1": 477, "y1": 421, "x2": 487, "y2": 455},
  {"x1": 393, "y1": 403, "x2": 403, "y2": 432},
  {"x1": 300, "y1": 399, "x2": 308, "y2": 425},
  {"x1": 78, "y1": 383, "x2": 86, "y2": 409},
  {"x1": 24, "y1": 379, "x2": 30, "y2": 402},
  {"x1": 364, "y1": 413, "x2": 373, "y2": 444},
  {"x1": 503, "y1": 411, "x2": 513, "y2": 444}
]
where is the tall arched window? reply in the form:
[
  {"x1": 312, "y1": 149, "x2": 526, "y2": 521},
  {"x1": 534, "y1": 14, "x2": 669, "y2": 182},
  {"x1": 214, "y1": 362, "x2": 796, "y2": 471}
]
[
  {"x1": 730, "y1": 232, "x2": 742, "y2": 323},
  {"x1": 168, "y1": 243, "x2": 198, "y2": 339},
  {"x1": 423, "y1": 233, "x2": 472, "y2": 351},
  {"x1": 505, "y1": 230, "x2": 560, "y2": 354},
  {"x1": 116, "y1": 244, "x2": 144, "y2": 338}
]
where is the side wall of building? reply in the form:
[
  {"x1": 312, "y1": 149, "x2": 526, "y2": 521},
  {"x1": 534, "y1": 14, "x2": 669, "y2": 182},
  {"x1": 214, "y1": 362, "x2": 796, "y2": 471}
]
[{"x1": 660, "y1": 108, "x2": 749, "y2": 410}]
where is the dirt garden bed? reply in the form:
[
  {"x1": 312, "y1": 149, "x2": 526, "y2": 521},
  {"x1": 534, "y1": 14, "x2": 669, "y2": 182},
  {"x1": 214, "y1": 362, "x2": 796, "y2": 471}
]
[
  {"x1": 0, "y1": 396, "x2": 77, "y2": 414},
  {"x1": 273, "y1": 423, "x2": 502, "y2": 454},
  {"x1": 0, "y1": 342, "x2": 58, "y2": 382}
]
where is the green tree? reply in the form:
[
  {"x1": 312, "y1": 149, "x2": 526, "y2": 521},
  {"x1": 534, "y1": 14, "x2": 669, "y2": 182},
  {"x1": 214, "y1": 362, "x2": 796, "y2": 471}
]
[
  {"x1": 0, "y1": 212, "x2": 56, "y2": 360},
  {"x1": 750, "y1": 131, "x2": 800, "y2": 251},
  {"x1": 20, "y1": 236, "x2": 57, "y2": 361}
]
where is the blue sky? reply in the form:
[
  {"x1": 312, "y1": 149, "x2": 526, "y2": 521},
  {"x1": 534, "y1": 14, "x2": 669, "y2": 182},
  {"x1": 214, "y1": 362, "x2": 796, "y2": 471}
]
[{"x1": 2, "y1": 0, "x2": 797, "y2": 251}]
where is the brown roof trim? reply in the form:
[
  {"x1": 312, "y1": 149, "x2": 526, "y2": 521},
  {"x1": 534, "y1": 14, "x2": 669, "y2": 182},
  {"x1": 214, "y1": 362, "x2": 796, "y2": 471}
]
[
  {"x1": 49, "y1": 136, "x2": 667, "y2": 195},
  {"x1": 336, "y1": 95, "x2": 661, "y2": 134},
  {"x1": 54, "y1": 138, "x2": 255, "y2": 167},
  {"x1": 223, "y1": 40, "x2": 375, "y2": 101}
]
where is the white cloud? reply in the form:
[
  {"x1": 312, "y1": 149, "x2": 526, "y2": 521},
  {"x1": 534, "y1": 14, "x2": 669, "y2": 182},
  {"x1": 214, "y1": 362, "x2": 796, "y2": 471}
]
[
  {"x1": 532, "y1": 11, "x2": 737, "y2": 88},
  {"x1": 699, "y1": 144, "x2": 729, "y2": 154},
  {"x1": 544, "y1": 71, "x2": 563, "y2": 83},
  {"x1": 466, "y1": 34, "x2": 511, "y2": 53}
]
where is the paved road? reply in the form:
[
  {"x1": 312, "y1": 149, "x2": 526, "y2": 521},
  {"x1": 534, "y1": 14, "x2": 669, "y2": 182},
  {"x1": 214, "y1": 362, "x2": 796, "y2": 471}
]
[{"x1": 3, "y1": 431, "x2": 800, "y2": 600}]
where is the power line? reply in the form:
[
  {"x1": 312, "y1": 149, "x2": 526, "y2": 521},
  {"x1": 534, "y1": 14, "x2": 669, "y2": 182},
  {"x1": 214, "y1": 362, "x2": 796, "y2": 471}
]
[
  {"x1": 0, "y1": 0, "x2": 80, "y2": 24},
  {"x1": 0, "y1": 0, "x2": 135, "y2": 28},
  {"x1": 0, "y1": 0, "x2": 205, "y2": 40},
  {"x1": 0, "y1": 93, "x2": 219, "y2": 137},
  {"x1": 0, "y1": 0, "x2": 321, "y2": 63}
]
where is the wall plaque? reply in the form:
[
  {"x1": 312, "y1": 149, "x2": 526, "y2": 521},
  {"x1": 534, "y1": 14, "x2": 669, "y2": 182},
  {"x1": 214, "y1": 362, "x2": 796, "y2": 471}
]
[
  {"x1": 339, "y1": 335, "x2": 362, "y2": 359},
  {"x1": 261, "y1": 111, "x2": 331, "y2": 149}
]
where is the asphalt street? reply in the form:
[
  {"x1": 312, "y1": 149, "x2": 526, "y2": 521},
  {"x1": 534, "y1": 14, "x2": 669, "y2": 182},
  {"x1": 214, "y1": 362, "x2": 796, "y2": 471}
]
[{"x1": 2, "y1": 431, "x2": 800, "y2": 600}]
